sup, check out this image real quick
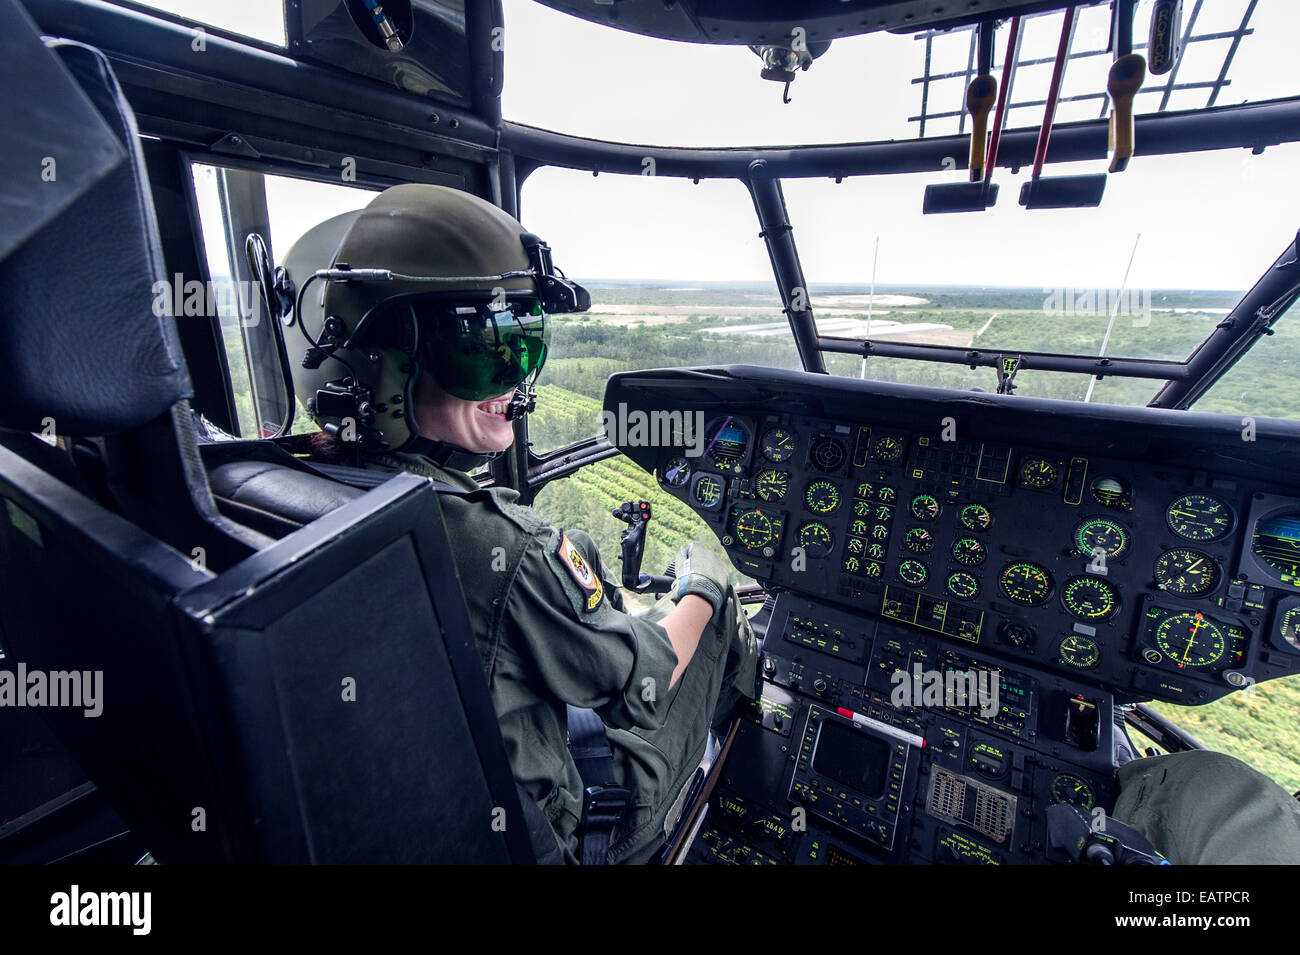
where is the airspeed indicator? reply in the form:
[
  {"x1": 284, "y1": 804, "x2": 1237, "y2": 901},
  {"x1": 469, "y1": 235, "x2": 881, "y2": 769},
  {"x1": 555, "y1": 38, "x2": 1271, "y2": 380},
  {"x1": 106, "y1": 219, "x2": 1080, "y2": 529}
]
[{"x1": 761, "y1": 427, "x2": 795, "y2": 463}]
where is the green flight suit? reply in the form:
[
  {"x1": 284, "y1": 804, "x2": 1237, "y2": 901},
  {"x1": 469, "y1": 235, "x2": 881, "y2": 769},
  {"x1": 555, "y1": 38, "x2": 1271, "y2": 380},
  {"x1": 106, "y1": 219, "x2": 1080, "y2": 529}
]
[
  {"x1": 1112, "y1": 749, "x2": 1300, "y2": 864},
  {"x1": 366, "y1": 451, "x2": 760, "y2": 864}
]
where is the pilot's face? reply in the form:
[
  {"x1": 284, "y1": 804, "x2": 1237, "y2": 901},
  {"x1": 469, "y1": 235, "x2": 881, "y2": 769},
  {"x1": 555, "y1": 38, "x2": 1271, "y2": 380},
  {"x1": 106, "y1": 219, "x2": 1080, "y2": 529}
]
[{"x1": 412, "y1": 372, "x2": 517, "y2": 454}]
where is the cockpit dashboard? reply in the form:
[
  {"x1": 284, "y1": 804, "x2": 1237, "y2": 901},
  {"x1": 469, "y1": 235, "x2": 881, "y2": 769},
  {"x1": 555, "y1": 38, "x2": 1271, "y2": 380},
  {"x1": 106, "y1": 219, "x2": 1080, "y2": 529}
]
[{"x1": 606, "y1": 366, "x2": 1300, "y2": 864}]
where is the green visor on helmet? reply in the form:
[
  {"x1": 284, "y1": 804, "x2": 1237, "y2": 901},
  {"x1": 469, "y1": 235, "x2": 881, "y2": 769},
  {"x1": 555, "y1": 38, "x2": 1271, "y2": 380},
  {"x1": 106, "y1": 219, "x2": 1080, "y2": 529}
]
[
  {"x1": 422, "y1": 302, "x2": 548, "y2": 401},
  {"x1": 351, "y1": 292, "x2": 549, "y2": 402}
]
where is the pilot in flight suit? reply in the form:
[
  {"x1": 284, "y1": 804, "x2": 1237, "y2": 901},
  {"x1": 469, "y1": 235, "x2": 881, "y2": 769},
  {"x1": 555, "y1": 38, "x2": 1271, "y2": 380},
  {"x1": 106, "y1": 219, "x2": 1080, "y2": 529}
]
[
  {"x1": 284, "y1": 183, "x2": 758, "y2": 863},
  {"x1": 362, "y1": 448, "x2": 758, "y2": 863},
  {"x1": 284, "y1": 183, "x2": 1298, "y2": 866}
]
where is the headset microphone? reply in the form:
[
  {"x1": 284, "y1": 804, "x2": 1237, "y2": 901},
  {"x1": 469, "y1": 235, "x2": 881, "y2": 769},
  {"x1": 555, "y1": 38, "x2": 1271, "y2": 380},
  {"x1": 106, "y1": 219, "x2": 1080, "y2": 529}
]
[{"x1": 504, "y1": 384, "x2": 537, "y2": 422}]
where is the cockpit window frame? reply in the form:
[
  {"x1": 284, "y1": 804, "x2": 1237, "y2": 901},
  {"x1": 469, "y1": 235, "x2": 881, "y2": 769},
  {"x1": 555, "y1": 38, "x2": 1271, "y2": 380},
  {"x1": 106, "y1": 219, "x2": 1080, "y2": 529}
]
[{"x1": 510, "y1": 99, "x2": 1300, "y2": 479}]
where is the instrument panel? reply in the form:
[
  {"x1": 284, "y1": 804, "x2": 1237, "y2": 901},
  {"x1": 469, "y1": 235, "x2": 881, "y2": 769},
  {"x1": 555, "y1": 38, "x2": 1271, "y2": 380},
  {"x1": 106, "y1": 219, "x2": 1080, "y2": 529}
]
[
  {"x1": 606, "y1": 365, "x2": 1300, "y2": 864},
  {"x1": 652, "y1": 407, "x2": 1300, "y2": 705}
]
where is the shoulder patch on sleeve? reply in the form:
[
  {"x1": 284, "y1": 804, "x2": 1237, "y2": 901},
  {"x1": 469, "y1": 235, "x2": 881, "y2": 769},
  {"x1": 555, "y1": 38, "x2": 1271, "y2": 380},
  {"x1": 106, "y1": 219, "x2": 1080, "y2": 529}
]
[{"x1": 555, "y1": 532, "x2": 604, "y2": 613}]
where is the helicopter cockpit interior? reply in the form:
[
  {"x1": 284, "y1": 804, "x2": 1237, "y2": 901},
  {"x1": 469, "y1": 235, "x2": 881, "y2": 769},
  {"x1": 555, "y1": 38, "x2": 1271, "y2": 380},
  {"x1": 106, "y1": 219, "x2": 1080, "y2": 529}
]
[{"x1": 2, "y1": 0, "x2": 1299, "y2": 882}]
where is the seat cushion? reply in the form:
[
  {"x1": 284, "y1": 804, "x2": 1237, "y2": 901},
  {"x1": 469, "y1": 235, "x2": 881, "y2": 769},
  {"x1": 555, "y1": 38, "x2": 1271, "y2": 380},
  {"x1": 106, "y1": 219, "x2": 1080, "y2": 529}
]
[{"x1": 208, "y1": 460, "x2": 363, "y2": 538}]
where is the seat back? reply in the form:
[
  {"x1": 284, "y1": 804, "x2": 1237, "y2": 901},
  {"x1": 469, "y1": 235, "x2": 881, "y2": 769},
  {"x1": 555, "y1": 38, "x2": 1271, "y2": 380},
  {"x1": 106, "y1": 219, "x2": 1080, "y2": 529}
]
[
  {"x1": 0, "y1": 445, "x2": 533, "y2": 862},
  {"x1": 0, "y1": 11, "x2": 532, "y2": 863}
]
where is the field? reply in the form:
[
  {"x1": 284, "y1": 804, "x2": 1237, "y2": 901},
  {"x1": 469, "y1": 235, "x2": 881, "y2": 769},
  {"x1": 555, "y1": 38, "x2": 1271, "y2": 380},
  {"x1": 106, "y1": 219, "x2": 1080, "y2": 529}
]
[{"x1": 527, "y1": 281, "x2": 1300, "y2": 794}]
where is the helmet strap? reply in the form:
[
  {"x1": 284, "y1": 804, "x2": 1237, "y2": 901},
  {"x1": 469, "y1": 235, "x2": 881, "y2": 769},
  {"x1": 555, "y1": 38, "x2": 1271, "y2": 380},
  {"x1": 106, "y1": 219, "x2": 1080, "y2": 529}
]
[{"x1": 404, "y1": 435, "x2": 494, "y2": 472}]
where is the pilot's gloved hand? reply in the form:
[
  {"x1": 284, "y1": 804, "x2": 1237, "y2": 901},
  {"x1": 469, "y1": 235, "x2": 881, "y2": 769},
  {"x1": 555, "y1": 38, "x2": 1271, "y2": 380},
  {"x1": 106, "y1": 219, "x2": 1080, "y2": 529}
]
[{"x1": 670, "y1": 542, "x2": 731, "y2": 614}]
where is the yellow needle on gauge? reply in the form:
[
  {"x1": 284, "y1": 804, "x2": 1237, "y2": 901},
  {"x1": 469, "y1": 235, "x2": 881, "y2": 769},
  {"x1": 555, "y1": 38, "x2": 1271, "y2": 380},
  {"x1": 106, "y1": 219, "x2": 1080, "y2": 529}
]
[{"x1": 1181, "y1": 614, "x2": 1203, "y2": 666}]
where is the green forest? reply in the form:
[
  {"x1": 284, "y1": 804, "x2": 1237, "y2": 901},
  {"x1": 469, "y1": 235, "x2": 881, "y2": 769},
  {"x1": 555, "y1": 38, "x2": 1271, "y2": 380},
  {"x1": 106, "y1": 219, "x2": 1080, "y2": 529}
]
[{"x1": 525, "y1": 282, "x2": 1300, "y2": 793}]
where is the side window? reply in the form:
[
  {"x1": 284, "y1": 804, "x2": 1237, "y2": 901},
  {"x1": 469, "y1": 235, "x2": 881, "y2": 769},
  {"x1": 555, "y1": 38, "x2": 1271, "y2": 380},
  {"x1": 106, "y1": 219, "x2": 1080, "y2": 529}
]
[
  {"x1": 520, "y1": 167, "x2": 786, "y2": 593},
  {"x1": 189, "y1": 163, "x2": 375, "y2": 437}
]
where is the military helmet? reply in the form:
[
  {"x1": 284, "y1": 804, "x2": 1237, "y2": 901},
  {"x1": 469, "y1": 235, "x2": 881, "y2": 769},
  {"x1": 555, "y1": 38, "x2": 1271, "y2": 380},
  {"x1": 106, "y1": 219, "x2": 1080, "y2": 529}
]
[{"x1": 281, "y1": 183, "x2": 589, "y2": 452}]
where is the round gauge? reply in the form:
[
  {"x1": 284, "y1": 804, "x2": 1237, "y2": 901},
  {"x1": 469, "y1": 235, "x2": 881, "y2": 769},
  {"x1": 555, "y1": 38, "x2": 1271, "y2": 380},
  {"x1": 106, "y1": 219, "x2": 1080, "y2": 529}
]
[
  {"x1": 760, "y1": 427, "x2": 795, "y2": 463},
  {"x1": 1154, "y1": 611, "x2": 1226, "y2": 669},
  {"x1": 851, "y1": 499, "x2": 871, "y2": 517},
  {"x1": 999, "y1": 562, "x2": 1053, "y2": 606},
  {"x1": 951, "y1": 537, "x2": 986, "y2": 567},
  {"x1": 960, "y1": 504, "x2": 993, "y2": 532},
  {"x1": 704, "y1": 418, "x2": 750, "y2": 471},
  {"x1": 1251, "y1": 514, "x2": 1300, "y2": 578},
  {"x1": 1050, "y1": 773, "x2": 1096, "y2": 809},
  {"x1": 691, "y1": 475, "x2": 724, "y2": 510},
  {"x1": 810, "y1": 436, "x2": 847, "y2": 473},
  {"x1": 897, "y1": 560, "x2": 929, "y2": 587},
  {"x1": 849, "y1": 518, "x2": 868, "y2": 536},
  {"x1": 1166, "y1": 493, "x2": 1232, "y2": 542},
  {"x1": 998, "y1": 621, "x2": 1034, "y2": 647},
  {"x1": 1278, "y1": 607, "x2": 1300, "y2": 649},
  {"x1": 861, "y1": 561, "x2": 882, "y2": 578},
  {"x1": 867, "y1": 542, "x2": 886, "y2": 561},
  {"x1": 854, "y1": 482, "x2": 874, "y2": 500},
  {"x1": 904, "y1": 527, "x2": 935, "y2": 554},
  {"x1": 843, "y1": 555, "x2": 861, "y2": 573},
  {"x1": 733, "y1": 508, "x2": 777, "y2": 550},
  {"x1": 1090, "y1": 477, "x2": 1132, "y2": 511},
  {"x1": 909, "y1": 494, "x2": 940, "y2": 521},
  {"x1": 659, "y1": 456, "x2": 690, "y2": 488},
  {"x1": 1058, "y1": 635, "x2": 1101, "y2": 670},
  {"x1": 754, "y1": 469, "x2": 790, "y2": 503},
  {"x1": 1073, "y1": 517, "x2": 1130, "y2": 561},
  {"x1": 877, "y1": 487, "x2": 897, "y2": 504},
  {"x1": 872, "y1": 435, "x2": 904, "y2": 463},
  {"x1": 845, "y1": 536, "x2": 865, "y2": 555},
  {"x1": 797, "y1": 521, "x2": 833, "y2": 558},
  {"x1": 1020, "y1": 458, "x2": 1059, "y2": 489},
  {"x1": 947, "y1": 571, "x2": 980, "y2": 600},
  {"x1": 1061, "y1": 575, "x2": 1120, "y2": 621},
  {"x1": 805, "y1": 480, "x2": 841, "y2": 514},
  {"x1": 1153, "y1": 548, "x2": 1219, "y2": 598}
]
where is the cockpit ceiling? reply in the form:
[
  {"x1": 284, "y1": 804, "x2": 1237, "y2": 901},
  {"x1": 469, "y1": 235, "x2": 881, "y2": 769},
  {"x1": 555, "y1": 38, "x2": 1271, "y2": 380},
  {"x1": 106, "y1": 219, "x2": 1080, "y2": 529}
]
[{"x1": 531, "y1": 0, "x2": 1090, "y2": 45}]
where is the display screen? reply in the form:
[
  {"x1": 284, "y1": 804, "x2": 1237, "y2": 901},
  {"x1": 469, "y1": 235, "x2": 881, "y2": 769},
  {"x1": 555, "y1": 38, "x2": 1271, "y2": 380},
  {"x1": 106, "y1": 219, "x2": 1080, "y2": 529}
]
[{"x1": 812, "y1": 719, "x2": 890, "y2": 799}]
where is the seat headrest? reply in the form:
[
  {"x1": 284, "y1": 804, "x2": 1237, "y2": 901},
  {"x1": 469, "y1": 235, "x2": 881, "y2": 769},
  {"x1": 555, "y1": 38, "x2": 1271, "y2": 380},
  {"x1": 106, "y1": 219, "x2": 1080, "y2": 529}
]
[{"x1": 0, "y1": 26, "x2": 192, "y2": 438}]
